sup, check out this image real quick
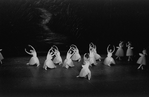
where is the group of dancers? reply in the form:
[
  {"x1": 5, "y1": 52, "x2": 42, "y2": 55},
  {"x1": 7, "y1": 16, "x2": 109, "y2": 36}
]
[
  {"x1": 0, "y1": 41, "x2": 147, "y2": 80},
  {"x1": 23, "y1": 41, "x2": 147, "y2": 80}
]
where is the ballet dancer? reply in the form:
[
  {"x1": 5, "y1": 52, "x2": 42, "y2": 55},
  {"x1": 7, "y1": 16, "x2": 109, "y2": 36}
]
[
  {"x1": 52, "y1": 45, "x2": 63, "y2": 65},
  {"x1": 89, "y1": 42, "x2": 101, "y2": 61},
  {"x1": 43, "y1": 47, "x2": 56, "y2": 70},
  {"x1": 137, "y1": 49, "x2": 147, "y2": 70},
  {"x1": 115, "y1": 41, "x2": 124, "y2": 60},
  {"x1": 83, "y1": 53, "x2": 89, "y2": 65},
  {"x1": 89, "y1": 43, "x2": 98, "y2": 66},
  {"x1": 70, "y1": 44, "x2": 81, "y2": 62},
  {"x1": 126, "y1": 41, "x2": 133, "y2": 61},
  {"x1": 25, "y1": 45, "x2": 40, "y2": 67},
  {"x1": 104, "y1": 44, "x2": 115, "y2": 66},
  {"x1": 77, "y1": 53, "x2": 91, "y2": 80},
  {"x1": 62, "y1": 46, "x2": 75, "y2": 69},
  {"x1": 0, "y1": 49, "x2": 4, "y2": 64}
]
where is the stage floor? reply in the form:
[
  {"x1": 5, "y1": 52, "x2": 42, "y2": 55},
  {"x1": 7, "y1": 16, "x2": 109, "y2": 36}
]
[{"x1": 0, "y1": 55, "x2": 149, "y2": 97}]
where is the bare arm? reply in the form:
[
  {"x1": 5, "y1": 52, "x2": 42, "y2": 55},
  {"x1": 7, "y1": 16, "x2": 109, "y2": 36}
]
[
  {"x1": 52, "y1": 45, "x2": 58, "y2": 51},
  {"x1": 112, "y1": 45, "x2": 115, "y2": 53},
  {"x1": 28, "y1": 45, "x2": 35, "y2": 52},
  {"x1": 107, "y1": 44, "x2": 110, "y2": 53},
  {"x1": 25, "y1": 49, "x2": 32, "y2": 55}
]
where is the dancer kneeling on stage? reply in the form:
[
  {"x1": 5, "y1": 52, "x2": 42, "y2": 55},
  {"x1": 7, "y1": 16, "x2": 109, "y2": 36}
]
[
  {"x1": 89, "y1": 43, "x2": 97, "y2": 66},
  {"x1": 25, "y1": 45, "x2": 40, "y2": 67},
  {"x1": 43, "y1": 47, "x2": 56, "y2": 70},
  {"x1": 70, "y1": 44, "x2": 81, "y2": 62},
  {"x1": 52, "y1": 45, "x2": 63, "y2": 65},
  {"x1": 104, "y1": 44, "x2": 115, "y2": 66},
  {"x1": 62, "y1": 46, "x2": 75, "y2": 69},
  {"x1": 77, "y1": 53, "x2": 91, "y2": 80},
  {"x1": 89, "y1": 42, "x2": 101, "y2": 61}
]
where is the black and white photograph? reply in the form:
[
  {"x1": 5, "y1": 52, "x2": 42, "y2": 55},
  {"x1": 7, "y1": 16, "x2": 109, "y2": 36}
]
[{"x1": 0, "y1": 0, "x2": 149, "y2": 97}]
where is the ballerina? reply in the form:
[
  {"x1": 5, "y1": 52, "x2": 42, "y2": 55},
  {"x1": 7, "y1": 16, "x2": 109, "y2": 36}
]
[
  {"x1": 83, "y1": 53, "x2": 89, "y2": 65},
  {"x1": 137, "y1": 49, "x2": 147, "y2": 70},
  {"x1": 77, "y1": 53, "x2": 91, "y2": 80},
  {"x1": 52, "y1": 45, "x2": 63, "y2": 65},
  {"x1": 104, "y1": 44, "x2": 115, "y2": 66},
  {"x1": 0, "y1": 49, "x2": 4, "y2": 64},
  {"x1": 43, "y1": 47, "x2": 57, "y2": 70},
  {"x1": 89, "y1": 43, "x2": 97, "y2": 66},
  {"x1": 25, "y1": 45, "x2": 40, "y2": 67},
  {"x1": 126, "y1": 41, "x2": 134, "y2": 61},
  {"x1": 62, "y1": 46, "x2": 75, "y2": 69},
  {"x1": 70, "y1": 44, "x2": 81, "y2": 62},
  {"x1": 89, "y1": 42, "x2": 101, "y2": 61},
  {"x1": 115, "y1": 41, "x2": 124, "y2": 60}
]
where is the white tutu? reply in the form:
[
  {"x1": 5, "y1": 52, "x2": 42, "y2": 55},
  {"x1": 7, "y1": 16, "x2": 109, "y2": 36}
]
[
  {"x1": 93, "y1": 49, "x2": 101, "y2": 61},
  {"x1": 71, "y1": 49, "x2": 81, "y2": 61},
  {"x1": 94, "y1": 53, "x2": 101, "y2": 61},
  {"x1": 43, "y1": 59, "x2": 56, "y2": 70},
  {"x1": 53, "y1": 51, "x2": 62, "y2": 65},
  {"x1": 115, "y1": 47, "x2": 124, "y2": 57},
  {"x1": 89, "y1": 51, "x2": 97, "y2": 66},
  {"x1": 104, "y1": 57, "x2": 115, "y2": 66},
  {"x1": 104, "y1": 52, "x2": 115, "y2": 66},
  {"x1": 126, "y1": 47, "x2": 133, "y2": 56},
  {"x1": 43, "y1": 54, "x2": 56, "y2": 70},
  {"x1": 63, "y1": 53, "x2": 74, "y2": 69},
  {"x1": 28, "y1": 56, "x2": 40, "y2": 66},
  {"x1": 77, "y1": 61, "x2": 91, "y2": 80},
  {"x1": 137, "y1": 54, "x2": 146, "y2": 65},
  {"x1": 63, "y1": 58, "x2": 74, "y2": 69}
]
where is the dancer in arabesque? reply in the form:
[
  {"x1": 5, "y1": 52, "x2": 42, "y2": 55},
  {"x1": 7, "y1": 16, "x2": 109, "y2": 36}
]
[{"x1": 25, "y1": 45, "x2": 40, "y2": 67}]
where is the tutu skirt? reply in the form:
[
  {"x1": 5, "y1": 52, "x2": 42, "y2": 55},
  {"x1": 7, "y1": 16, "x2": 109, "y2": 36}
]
[
  {"x1": 43, "y1": 59, "x2": 56, "y2": 69},
  {"x1": 28, "y1": 56, "x2": 40, "y2": 66},
  {"x1": 137, "y1": 56, "x2": 146, "y2": 65},
  {"x1": 115, "y1": 48, "x2": 124, "y2": 57},
  {"x1": 104, "y1": 57, "x2": 115, "y2": 66},
  {"x1": 53, "y1": 55, "x2": 62, "y2": 65},
  {"x1": 126, "y1": 49, "x2": 133, "y2": 56},
  {"x1": 71, "y1": 53, "x2": 81, "y2": 61},
  {"x1": 63, "y1": 59, "x2": 74, "y2": 69}
]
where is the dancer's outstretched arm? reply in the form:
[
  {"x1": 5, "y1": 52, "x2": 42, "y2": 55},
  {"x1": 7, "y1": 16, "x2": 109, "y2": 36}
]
[
  {"x1": 52, "y1": 45, "x2": 58, "y2": 51},
  {"x1": 112, "y1": 45, "x2": 115, "y2": 53},
  {"x1": 107, "y1": 44, "x2": 110, "y2": 53},
  {"x1": 25, "y1": 49, "x2": 32, "y2": 55},
  {"x1": 28, "y1": 45, "x2": 36, "y2": 52}
]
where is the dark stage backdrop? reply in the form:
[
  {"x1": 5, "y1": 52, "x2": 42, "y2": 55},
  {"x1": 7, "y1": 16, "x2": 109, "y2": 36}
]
[{"x1": 0, "y1": 0, "x2": 149, "y2": 56}]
